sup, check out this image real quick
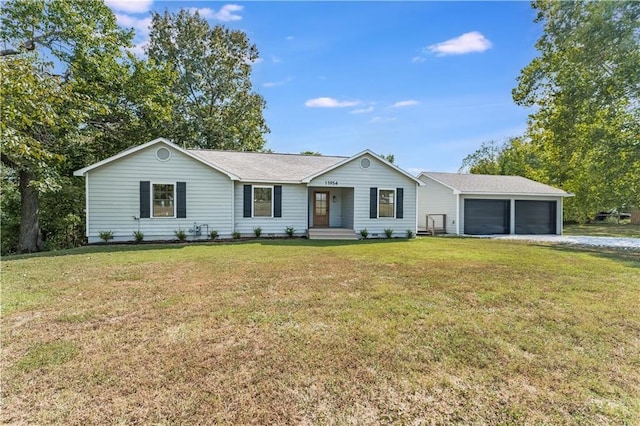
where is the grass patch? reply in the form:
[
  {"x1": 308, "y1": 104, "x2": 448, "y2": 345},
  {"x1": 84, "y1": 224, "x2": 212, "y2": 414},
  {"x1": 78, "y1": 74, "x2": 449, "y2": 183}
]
[
  {"x1": 16, "y1": 341, "x2": 79, "y2": 372},
  {"x1": 564, "y1": 222, "x2": 640, "y2": 237},
  {"x1": 2, "y1": 238, "x2": 639, "y2": 424}
]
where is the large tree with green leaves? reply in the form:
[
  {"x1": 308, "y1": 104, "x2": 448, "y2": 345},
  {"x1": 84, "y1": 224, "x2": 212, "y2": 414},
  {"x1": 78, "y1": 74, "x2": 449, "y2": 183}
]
[
  {"x1": 1, "y1": 0, "x2": 174, "y2": 253},
  {"x1": 513, "y1": 0, "x2": 640, "y2": 221},
  {"x1": 147, "y1": 9, "x2": 269, "y2": 150},
  {"x1": 460, "y1": 137, "x2": 544, "y2": 180}
]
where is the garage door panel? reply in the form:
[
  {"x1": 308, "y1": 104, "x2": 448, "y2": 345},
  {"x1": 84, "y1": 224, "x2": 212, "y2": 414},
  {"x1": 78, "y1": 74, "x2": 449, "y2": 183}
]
[
  {"x1": 515, "y1": 200, "x2": 556, "y2": 234},
  {"x1": 464, "y1": 199, "x2": 510, "y2": 235}
]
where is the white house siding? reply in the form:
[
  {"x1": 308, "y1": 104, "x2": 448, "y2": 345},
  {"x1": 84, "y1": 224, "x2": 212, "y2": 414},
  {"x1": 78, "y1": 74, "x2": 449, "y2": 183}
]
[
  {"x1": 308, "y1": 154, "x2": 418, "y2": 237},
  {"x1": 459, "y1": 194, "x2": 563, "y2": 235},
  {"x1": 341, "y1": 188, "x2": 355, "y2": 229},
  {"x1": 417, "y1": 177, "x2": 458, "y2": 233},
  {"x1": 233, "y1": 182, "x2": 307, "y2": 237},
  {"x1": 86, "y1": 143, "x2": 233, "y2": 242}
]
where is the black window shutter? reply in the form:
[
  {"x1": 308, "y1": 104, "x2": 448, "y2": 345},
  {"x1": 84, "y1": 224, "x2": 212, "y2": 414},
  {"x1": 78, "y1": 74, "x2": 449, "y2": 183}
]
[
  {"x1": 396, "y1": 187, "x2": 404, "y2": 219},
  {"x1": 243, "y1": 185, "x2": 252, "y2": 217},
  {"x1": 176, "y1": 182, "x2": 187, "y2": 218},
  {"x1": 140, "y1": 181, "x2": 150, "y2": 218},
  {"x1": 370, "y1": 187, "x2": 378, "y2": 219},
  {"x1": 274, "y1": 185, "x2": 282, "y2": 218}
]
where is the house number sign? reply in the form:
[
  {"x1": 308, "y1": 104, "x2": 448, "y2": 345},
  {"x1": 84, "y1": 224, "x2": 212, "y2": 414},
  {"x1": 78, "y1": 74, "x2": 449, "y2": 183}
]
[{"x1": 324, "y1": 180, "x2": 339, "y2": 186}]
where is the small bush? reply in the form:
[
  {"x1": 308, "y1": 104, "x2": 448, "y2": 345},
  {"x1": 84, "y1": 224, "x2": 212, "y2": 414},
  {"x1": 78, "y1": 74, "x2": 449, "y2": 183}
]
[
  {"x1": 253, "y1": 226, "x2": 262, "y2": 237},
  {"x1": 174, "y1": 229, "x2": 187, "y2": 241},
  {"x1": 209, "y1": 230, "x2": 219, "y2": 240},
  {"x1": 232, "y1": 230, "x2": 241, "y2": 239},
  {"x1": 133, "y1": 230, "x2": 144, "y2": 243},
  {"x1": 406, "y1": 229, "x2": 415, "y2": 239},
  {"x1": 285, "y1": 226, "x2": 295, "y2": 237},
  {"x1": 98, "y1": 230, "x2": 113, "y2": 242},
  {"x1": 384, "y1": 228, "x2": 394, "y2": 238},
  {"x1": 360, "y1": 228, "x2": 369, "y2": 239}
]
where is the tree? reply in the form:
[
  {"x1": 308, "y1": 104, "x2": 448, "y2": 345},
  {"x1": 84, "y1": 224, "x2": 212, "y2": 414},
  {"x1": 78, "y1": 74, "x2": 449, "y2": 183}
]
[
  {"x1": 460, "y1": 137, "x2": 543, "y2": 179},
  {"x1": 1, "y1": 0, "x2": 174, "y2": 253},
  {"x1": 513, "y1": 0, "x2": 640, "y2": 221},
  {"x1": 147, "y1": 10, "x2": 269, "y2": 151}
]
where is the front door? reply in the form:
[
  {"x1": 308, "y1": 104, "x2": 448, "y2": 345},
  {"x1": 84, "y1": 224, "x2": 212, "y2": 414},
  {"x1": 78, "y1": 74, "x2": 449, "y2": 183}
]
[{"x1": 313, "y1": 191, "x2": 329, "y2": 227}]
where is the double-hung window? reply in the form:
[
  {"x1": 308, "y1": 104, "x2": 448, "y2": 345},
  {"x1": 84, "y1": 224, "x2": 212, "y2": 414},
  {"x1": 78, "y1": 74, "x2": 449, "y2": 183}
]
[
  {"x1": 378, "y1": 189, "x2": 395, "y2": 218},
  {"x1": 153, "y1": 183, "x2": 175, "y2": 217},
  {"x1": 253, "y1": 186, "x2": 273, "y2": 217}
]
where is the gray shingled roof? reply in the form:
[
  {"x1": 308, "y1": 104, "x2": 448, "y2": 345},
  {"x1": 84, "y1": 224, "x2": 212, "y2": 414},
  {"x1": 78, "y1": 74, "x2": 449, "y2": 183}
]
[
  {"x1": 188, "y1": 150, "x2": 347, "y2": 182},
  {"x1": 422, "y1": 172, "x2": 570, "y2": 195}
]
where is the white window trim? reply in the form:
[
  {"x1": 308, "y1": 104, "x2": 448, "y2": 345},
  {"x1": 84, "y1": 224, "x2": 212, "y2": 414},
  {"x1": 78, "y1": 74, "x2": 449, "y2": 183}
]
[
  {"x1": 253, "y1": 185, "x2": 274, "y2": 218},
  {"x1": 155, "y1": 146, "x2": 172, "y2": 162},
  {"x1": 151, "y1": 182, "x2": 176, "y2": 218},
  {"x1": 378, "y1": 188, "x2": 396, "y2": 219}
]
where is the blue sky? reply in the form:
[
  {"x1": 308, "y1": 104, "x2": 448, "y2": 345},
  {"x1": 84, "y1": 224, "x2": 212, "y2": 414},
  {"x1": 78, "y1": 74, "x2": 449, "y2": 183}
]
[{"x1": 106, "y1": 1, "x2": 541, "y2": 174}]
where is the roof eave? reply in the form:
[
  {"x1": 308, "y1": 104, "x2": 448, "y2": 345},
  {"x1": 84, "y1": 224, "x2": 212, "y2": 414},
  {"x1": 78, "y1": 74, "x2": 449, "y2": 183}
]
[
  {"x1": 73, "y1": 138, "x2": 240, "y2": 181},
  {"x1": 303, "y1": 149, "x2": 423, "y2": 185}
]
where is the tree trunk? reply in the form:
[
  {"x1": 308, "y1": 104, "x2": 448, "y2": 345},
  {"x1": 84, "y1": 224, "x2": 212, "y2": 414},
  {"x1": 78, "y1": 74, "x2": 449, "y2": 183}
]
[{"x1": 17, "y1": 170, "x2": 43, "y2": 253}]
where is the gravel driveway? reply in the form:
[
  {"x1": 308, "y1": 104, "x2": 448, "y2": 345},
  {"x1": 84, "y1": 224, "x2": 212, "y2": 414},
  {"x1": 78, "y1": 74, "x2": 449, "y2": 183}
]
[{"x1": 487, "y1": 234, "x2": 640, "y2": 250}]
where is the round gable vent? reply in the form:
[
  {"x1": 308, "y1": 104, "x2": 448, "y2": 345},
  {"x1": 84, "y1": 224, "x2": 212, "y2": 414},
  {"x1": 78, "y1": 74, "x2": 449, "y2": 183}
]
[
  {"x1": 360, "y1": 157, "x2": 371, "y2": 169},
  {"x1": 156, "y1": 147, "x2": 171, "y2": 161}
]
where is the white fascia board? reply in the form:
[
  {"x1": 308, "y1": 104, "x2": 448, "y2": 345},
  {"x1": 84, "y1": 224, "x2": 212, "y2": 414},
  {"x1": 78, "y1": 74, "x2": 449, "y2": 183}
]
[
  {"x1": 73, "y1": 138, "x2": 240, "y2": 181},
  {"x1": 239, "y1": 179, "x2": 301, "y2": 185},
  {"x1": 459, "y1": 191, "x2": 572, "y2": 197},
  {"x1": 303, "y1": 149, "x2": 423, "y2": 185}
]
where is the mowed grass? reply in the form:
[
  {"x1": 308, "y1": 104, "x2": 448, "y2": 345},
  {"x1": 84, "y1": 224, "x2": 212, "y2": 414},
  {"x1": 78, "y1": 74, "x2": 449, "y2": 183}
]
[{"x1": 2, "y1": 238, "x2": 639, "y2": 424}]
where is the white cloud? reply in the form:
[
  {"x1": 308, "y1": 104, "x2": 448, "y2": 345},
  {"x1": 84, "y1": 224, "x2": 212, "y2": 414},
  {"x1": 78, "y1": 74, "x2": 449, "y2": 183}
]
[
  {"x1": 350, "y1": 106, "x2": 374, "y2": 114},
  {"x1": 391, "y1": 100, "x2": 419, "y2": 108},
  {"x1": 244, "y1": 56, "x2": 263, "y2": 65},
  {"x1": 105, "y1": 0, "x2": 153, "y2": 14},
  {"x1": 427, "y1": 31, "x2": 492, "y2": 56},
  {"x1": 128, "y1": 42, "x2": 148, "y2": 57},
  {"x1": 305, "y1": 97, "x2": 360, "y2": 108},
  {"x1": 411, "y1": 56, "x2": 426, "y2": 63},
  {"x1": 263, "y1": 77, "x2": 292, "y2": 88},
  {"x1": 369, "y1": 116, "x2": 397, "y2": 124},
  {"x1": 286, "y1": 36, "x2": 295, "y2": 41},
  {"x1": 190, "y1": 4, "x2": 243, "y2": 22},
  {"x1": 115, "y1": 13, "x2": 152, "y2": 37}
]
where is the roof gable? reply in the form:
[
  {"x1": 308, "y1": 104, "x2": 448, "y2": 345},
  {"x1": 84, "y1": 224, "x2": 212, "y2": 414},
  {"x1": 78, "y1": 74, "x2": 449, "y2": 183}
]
[
  {"x1": 73, "y1": 138, "x2": 239, "y2": 179},
  {"x1": 420, "y1": 172, "x2": 571, "y2": 196},
  {"x1": 302, "y1": 150, "x2": 423, "y2": 185}
]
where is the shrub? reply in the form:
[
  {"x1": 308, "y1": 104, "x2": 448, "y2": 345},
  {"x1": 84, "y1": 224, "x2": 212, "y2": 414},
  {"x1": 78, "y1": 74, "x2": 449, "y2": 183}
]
[
  {"x1": 209, "y1": 230, "x2": 219, "y2": 240},
  {"x1": 285, "y1": 226, "x2": 295, "y2": 237},
  {"x1": 253, "y1": 226, "x2": 262, "y2": 237},
  {"x1": 174, "y1": 229, "x2": 187, "y2": 241},
  {"x1": 384, "y1": 228, "x2": 393, "y2": 238},
  {"x1": 359, "y1": 228, "x2": 369, "y2": 239},
  {"x1": 133, "y1": 230, "x2": 144, "y2": 243},
  {"x1": 232, "y1": 230, "x2": 241, "y2": 239},
  {"x1": 98, "y1": 230, "x2": 113, "y2": 242},
  {"x1": 406, "y1": 229, "x2": 415, "y2": 239}
]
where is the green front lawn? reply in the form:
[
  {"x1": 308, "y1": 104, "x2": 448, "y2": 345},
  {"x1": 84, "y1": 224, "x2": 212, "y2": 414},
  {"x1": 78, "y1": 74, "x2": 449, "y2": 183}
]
[{"x1": 2, "y1": 239, "x2": 639, "y2": 424}]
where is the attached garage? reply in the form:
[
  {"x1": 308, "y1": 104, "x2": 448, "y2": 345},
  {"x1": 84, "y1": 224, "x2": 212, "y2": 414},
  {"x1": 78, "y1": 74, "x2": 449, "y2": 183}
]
[
  {"x1": 417, "y1": 172, "x2": 573, "y2": 236},
  {"x1": 464, "y1": 199, "x2": 510, "y2": 235},
  {"x1": 515, "y1": 200, "x2": 556, "y2": 234}
]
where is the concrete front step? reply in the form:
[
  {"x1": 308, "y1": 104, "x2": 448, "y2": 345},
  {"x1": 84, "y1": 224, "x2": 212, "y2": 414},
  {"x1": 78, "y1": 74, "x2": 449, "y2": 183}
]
[{"x1": 308, "y1": 228, "x2": 359, "y2": 240}]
